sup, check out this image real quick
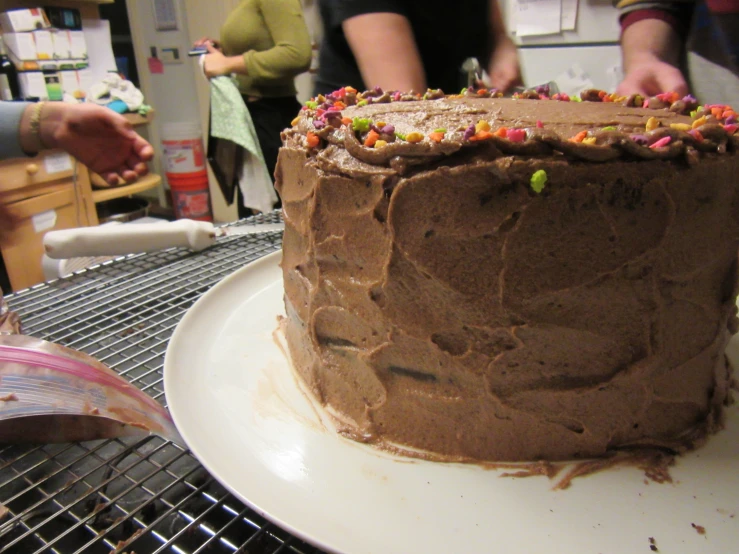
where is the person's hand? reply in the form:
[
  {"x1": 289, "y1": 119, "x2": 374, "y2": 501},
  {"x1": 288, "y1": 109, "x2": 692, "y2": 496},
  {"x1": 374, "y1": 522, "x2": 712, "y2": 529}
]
[
  {"x1": 203, "y1": 42, "x2": 238, "y2": 78},
  {"x1": 488, "y1": 36, "x2": 523, "y2": 92},
  {"x1": 193, "y1": 37, "x2": 220, "y2": 50},
  {"x1": 617, "y1": 52, "x2": 689, "y2": 97},
  {"x1": 36, "y1": 103, "x2": 154, "y2": 185}
]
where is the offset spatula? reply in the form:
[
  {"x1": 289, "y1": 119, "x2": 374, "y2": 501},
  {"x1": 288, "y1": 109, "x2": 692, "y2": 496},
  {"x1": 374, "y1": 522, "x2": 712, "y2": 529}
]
[{"x1": 43, "y1": 219, "x2": 284, "y2": 260}]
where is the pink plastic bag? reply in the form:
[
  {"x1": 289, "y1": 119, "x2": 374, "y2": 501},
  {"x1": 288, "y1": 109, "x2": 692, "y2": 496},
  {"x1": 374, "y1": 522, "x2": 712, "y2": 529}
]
[{"x1": 0, "y1": 334, "x2": 182, "y2": 445}]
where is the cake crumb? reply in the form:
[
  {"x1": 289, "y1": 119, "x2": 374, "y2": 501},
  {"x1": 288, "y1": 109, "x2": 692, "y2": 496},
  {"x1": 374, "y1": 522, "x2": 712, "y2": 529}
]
[
  {"x1": 0, "y1": 393, "x2": 17, "y2": 402},
  {"x1": 649, "y1": 537, "x2": 658, "y2": 551},
  {"x1": 691, "y1": 523, "x2": 706, "y2": 535}
]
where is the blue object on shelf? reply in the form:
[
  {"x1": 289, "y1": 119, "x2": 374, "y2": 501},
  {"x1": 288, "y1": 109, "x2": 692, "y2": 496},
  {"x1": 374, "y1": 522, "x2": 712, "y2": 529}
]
[{"x1": 107, "y1": 99, "x2": 128, "y2": 114}]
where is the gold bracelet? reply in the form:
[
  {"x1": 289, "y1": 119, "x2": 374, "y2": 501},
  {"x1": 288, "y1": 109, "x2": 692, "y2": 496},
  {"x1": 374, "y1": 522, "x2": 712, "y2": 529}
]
[{"x1": 29, "y1": 101, "x2": 47, "y2": 150}]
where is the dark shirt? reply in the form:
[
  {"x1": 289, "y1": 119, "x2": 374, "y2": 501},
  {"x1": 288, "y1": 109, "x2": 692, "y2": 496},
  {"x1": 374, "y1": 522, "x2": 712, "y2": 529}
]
[{"x1": 316, "y1": 0, "x2": 492, "y2": 96}]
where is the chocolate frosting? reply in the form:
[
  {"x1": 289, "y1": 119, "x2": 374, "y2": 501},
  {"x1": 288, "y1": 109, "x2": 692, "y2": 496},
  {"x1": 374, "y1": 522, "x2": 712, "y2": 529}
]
[{"x1": 276, "y1": 96, "x2": 739, "y2": 462}]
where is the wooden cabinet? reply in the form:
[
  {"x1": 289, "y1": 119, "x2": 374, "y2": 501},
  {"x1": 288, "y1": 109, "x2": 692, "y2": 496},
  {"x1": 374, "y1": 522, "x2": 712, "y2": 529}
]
[{"x1": 0, "y1": 152, "x2": 98, "y2": 291}]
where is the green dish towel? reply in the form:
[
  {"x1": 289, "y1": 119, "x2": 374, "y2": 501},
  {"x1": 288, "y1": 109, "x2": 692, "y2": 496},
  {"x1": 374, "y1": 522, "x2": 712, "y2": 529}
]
[{"x1": 208, "y1": 72, "x2": 277, "y2": 214}]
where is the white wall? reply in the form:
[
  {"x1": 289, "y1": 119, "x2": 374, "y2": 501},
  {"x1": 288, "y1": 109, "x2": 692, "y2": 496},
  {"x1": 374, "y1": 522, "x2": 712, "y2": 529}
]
[{"x1": 127, "y1": 0, "x2": 204, "y2": 212}]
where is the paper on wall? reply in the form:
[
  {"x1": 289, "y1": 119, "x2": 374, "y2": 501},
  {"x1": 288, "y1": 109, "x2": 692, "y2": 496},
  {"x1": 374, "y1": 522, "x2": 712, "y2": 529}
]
[
  {"x1": 561, "y1": 0, "x2": 578, "y2": 31},
  {"x1": 516, "y1": 0, "x2": 562, "y2": 37},
  {"x1": 554, "y1": 64, "x2": 595, "y2": 97},
  {"x1": 81, "y1": 19, "x2": 117, "y2": 86}
]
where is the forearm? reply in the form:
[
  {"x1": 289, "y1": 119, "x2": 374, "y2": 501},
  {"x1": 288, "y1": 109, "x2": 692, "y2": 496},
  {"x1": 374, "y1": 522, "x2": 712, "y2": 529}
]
[
  {"x1": 489, "y1": 0, "x2": 508, "y2": 43},
  {"x1": 621, "y1": 17, "x2": 684, "y2": 71},
  {"x1": 343, "y1": 13, "x2": 426, "y2": 92}
]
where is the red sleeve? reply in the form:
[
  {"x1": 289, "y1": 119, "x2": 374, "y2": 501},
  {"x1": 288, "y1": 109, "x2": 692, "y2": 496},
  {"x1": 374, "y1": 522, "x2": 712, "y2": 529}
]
[{"x1": 620, "y1": 6, "x2": 694, "y2": 37}]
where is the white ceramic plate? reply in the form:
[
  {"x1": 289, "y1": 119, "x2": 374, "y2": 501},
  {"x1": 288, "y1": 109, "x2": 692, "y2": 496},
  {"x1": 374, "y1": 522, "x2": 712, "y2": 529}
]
[{"x1": 164, "y1": 251, "x2": 739, "y2": 554}]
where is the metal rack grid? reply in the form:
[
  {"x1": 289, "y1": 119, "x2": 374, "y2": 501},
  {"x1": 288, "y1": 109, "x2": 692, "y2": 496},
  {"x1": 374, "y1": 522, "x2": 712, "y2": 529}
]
[{"x1": 0, "y1": 213, "x2": 326, "y2": 554}]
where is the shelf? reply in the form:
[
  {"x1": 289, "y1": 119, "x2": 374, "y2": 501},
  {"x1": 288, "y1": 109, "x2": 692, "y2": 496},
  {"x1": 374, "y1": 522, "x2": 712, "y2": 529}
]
[
  {"x1": 92, "y1": 173, "x2": 162, "y2": 203},
  {"x1": 123, "y1": 110, "x2": 155, "y2": 127}
]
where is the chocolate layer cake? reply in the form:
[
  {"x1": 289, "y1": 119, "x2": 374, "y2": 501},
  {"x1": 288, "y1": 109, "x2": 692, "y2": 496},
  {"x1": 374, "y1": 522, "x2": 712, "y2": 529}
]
[{"x1": 275, "y1": 87, "x2": 739, "y2": 462}]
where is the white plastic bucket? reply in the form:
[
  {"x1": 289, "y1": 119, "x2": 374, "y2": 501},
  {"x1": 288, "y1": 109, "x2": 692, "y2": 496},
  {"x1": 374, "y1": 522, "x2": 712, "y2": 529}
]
[{"x1": 161, "y1": 122, "x2": 206, "y2": 175}]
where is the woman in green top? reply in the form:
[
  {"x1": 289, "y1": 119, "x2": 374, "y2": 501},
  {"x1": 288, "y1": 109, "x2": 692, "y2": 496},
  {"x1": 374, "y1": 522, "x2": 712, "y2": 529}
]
[{"x1": 196, "y1": 0, "x2": 311, "y2": 215}]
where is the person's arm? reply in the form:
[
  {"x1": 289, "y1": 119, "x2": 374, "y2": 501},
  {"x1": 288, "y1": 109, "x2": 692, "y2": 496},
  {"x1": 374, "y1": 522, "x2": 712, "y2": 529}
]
[
  {"x1": 343, "y1": 12, "x2": 426, "y2": 93},
  {"x1": 487, "y1": 0, "x2": 522, "y2": 92},
  {"x1": 204, "y1": 0, "x2": 312, "y2": 81},
  {"x1": 0, "y1": 102, "x2": 31, "y2": 159},
  {"x1": 11, "y1": 102, "x2": 153, "y2": 184},
  {"x1": 614, "y1": 0, "x2": 694, "y2": 96}
]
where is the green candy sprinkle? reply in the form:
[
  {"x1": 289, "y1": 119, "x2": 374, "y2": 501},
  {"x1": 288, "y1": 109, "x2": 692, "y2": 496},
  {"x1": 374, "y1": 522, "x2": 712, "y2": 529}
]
[
  {"x1": 601, "y1": 126, "x2": 616, "y2": 131},
  {"x1": 530, "y1": 170, "x2": 547, "y2": 194},
  {"x1": 460, "y1": 87, "x2": 467, "y2": 94},
  {"x1": 304, "y1": 100, "x2": 318, "y2": 109},
  {"x1": 572, "y1": 96, "x2": 582, "y2": 102},
  {"x1": 690, "y1": 110, "x2": 698, "y2": 118},
  {"x1": 357, "y1": 100, "x2": 369, "y2": 107},
  {"x1": 352, "y1": 117, "x2": 371, "y2": 132},
  {"x1": 433, "y1": 128, "x2": 447, "y2": 133},
  {"x1": 394, "y1": 131, "x2": 407, "y2": 140}
]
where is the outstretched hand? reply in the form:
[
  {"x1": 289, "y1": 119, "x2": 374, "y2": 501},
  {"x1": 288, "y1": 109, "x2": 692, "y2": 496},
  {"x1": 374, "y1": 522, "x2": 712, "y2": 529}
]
[
  {"x1": 34, "y1": 103, "x2": 154, "y2": 185},
  {"x1": 617, "y1": 54, "x2": 689, "y2": 98},
  {"x1": 488, "y1": 36, "x2": 523, "y2": 93}
]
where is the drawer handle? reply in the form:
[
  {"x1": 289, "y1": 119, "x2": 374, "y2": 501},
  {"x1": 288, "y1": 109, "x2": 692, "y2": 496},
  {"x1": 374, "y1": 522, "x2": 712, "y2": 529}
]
[{"x1": 26, "y1": 163, "x2": 40, "y2": 175}]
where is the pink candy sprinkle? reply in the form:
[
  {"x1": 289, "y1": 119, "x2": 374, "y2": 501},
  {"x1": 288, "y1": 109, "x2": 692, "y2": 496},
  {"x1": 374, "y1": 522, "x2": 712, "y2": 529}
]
[
  {"x1": 536, "y1": 120, "x2": 544, "y2": 128},
  {"x1": 724, "y1": 124, "x2": 738, "y2": 135},
  {"x1": 649, "y1": 136, "x2": 672, "y2": 149},
  {"x1": 507, "y1": 128, "x2": 526, "y2": 143}
]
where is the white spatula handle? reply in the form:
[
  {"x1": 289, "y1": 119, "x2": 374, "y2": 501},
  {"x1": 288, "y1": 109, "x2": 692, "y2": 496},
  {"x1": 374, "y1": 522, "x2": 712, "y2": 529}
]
[{"x1": 43, "y1": 220, "x2": 217, "y2": 259}]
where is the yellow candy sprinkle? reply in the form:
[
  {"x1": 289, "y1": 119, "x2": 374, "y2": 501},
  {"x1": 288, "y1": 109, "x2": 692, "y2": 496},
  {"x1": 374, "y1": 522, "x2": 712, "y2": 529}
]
[
  {"x1": 475, "y1": 120, "x2": 491, "y2": 133},
  {"x1": 376, "y1": 121, "x2": 387, "y2": 128},
  {"x1": 374, "y1": 140, "x2": 388, "y2": 148},
  {"x1": 291, "y1": 116, "x2": 300, "y2": 127},
  {"x1": 670, "y1": 123, "x2": 692, "y2": 132},
  {"x1": 582, "y1": 137, "x2": 598, "y2": 145},
  {"x1": 692, "y1": 116, "x2": 707, "y2": 129},
  {"x1": 646, "y1": 117, "x2": 660, "y2": 131},
  {"x1": 406, "y1": 132, "x2": 424, "y2": 143}
]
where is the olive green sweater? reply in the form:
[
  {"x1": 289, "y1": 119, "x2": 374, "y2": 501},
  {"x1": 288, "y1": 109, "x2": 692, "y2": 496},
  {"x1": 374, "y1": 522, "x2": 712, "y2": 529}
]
[{"x1": 220, "y1": 0, "x2": 312, "y2": 98}]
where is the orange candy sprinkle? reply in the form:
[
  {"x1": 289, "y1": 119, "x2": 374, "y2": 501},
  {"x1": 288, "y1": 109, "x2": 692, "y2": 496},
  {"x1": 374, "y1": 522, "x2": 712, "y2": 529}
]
[
  {"x1": 723, "y1": 110, "x2": 737, "y2": 120},
  {"x1": 341, "y1": 117, "x2": 352, "y2": 126},
  {"x1": 469, "y1": 131, "x2": 493, "y2": 142},
  {"x1": 364, "y1": 130, "x2": 380, "y2": 147},
  {"x1": 494, "y1": 127, "x2": 508, "y2": 138},
  {"x1": 344, "y1": 86, "x2": 357, "y2": 94},
  {"x1": 306, "y1": 132, "x2": 320, "y2": 148},
  {"x1": 711, "y1": 107, "x2": 723, "y2": 119},
  {"x1": 570, "y1": 130, "x2": 588, "y2": 143},
  {"x1": 334, "y1": 101, "x2": 347, "y2": 109},
  {"x1": 429, "y1": 132, "x2": 445, "y2": 143}
]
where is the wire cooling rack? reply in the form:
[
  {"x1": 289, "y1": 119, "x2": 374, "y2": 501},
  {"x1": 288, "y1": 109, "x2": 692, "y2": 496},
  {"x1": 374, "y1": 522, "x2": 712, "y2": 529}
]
[{"x1": 0, "y1": 212, "x2": 325, "y2": 554}]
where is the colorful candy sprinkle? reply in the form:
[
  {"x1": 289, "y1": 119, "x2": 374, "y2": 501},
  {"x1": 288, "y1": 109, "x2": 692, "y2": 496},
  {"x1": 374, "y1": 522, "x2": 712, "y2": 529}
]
[
  {"x1": 726, "y1": 115, "x2": 737, "y2": 125},
  {"x1": 469, "y1": 131, "x2": 493, "y2": 142},
  {"x1": 536, "y1": 120, "x2": 544, "y2": 128},
  {"x1": 646, "y1": 117, "x2": 660, "y2": 131},
  {"x1": 650, "y1": 136, "x2": 672, "y2": 149},
  {"x1": 476, "y1": 120, "x2": 491, "y2": 133},
  {"x1": 688, "y1": 129, "x2": 704, "y2": 142},
  {"x1": 670, "y1": 123, "x2": 691, "y2": 132},
  {"x1": 725, "y1": 124, "x2": 738, "y2": 135},
  {"x1": 692, "y1": 116, "x2": 707, "y2": 129},
  {"x1": 304, "y1": 100, "x2": 318, "y2": 110},
  {"x1": 341, "y1": 117, "x2": 352, "y2": 126},
  {"x1": 374, "y1": 139, "x2": 388, "y2": 148},
  {"x1": 406, "y1": 132, "x2": 424, "y2": 143},
  {"x1": 382, "y1": 124, "x2": 395, "y2": 134},
  {"x1": 429, "y1": 131, "x2": 445, "y2": 143},
  {"x1": 352, "y1": 118, "x2": 371, "y2": 132},
  {"x1": 395, "y1": 131, "x2": 407, "y2": 141},
  {"x1": 507, "y1": 128, "x2": 526, "y2": 142},
  {"x1": 434, "y1": 128, "x2": 447, "y2": 133},
  {"x1": 582, "y1": 137, "x2": 597, "y2": 145},
  {"x1": 364, "y1": 130, "x2": 380, "y2": 147},
  {"x1": 357, "y1": 100, "x2": 368, "y2": 107},
  {"x1": 306, "y1": 132, "x2": 320, "y2": 148},
  {"x1": 530, "y1": 170, "x2": 547, "y2": 194},
  {"x1": 570, "y1": 130, "x2": 588, "y2": 143},
  {"x1": 601, "y1": 126, "x2": 617, "y2": 131},
  {"x1": 494, "y1": 127, "x2": 508, "y2": 138},
  {"x1": 463, "y1": 124, "x2": 476, "y2": 141},
  {"x1": 291, "y1": 116, "x2": 300, "y2": 127}
]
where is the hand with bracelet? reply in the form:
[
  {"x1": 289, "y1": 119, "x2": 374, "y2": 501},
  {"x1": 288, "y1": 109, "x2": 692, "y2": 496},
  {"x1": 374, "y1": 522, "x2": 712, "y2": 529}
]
[{"x1": 19, "y1": 102, "x2": 154, "y2": 185}]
